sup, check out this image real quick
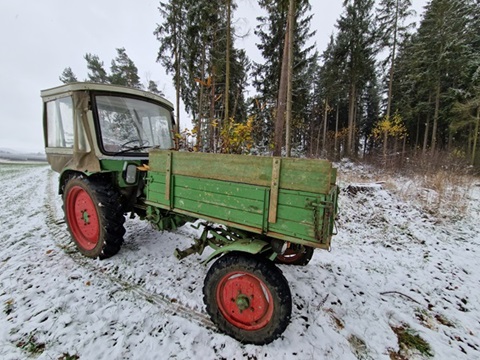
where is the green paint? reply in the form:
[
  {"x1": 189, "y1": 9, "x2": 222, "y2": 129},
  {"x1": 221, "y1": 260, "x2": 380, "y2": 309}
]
[
  {"x1": 236, "y1": 295, "x2": 250, "y2": 311},
  {"x1": 145, "y1": 150, "x2": 338, "y2": 248},
  {"x1": 81, "y1": 210, "x2": 90, "y2": 224}
]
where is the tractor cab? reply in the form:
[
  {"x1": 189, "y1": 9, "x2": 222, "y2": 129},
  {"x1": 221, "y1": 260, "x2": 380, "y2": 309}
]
[{"x1": 41, "y1": 82, "x2": 175, "y2": 174}]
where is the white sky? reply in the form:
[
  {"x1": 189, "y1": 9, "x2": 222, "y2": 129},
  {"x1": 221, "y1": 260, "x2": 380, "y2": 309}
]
[{"x1": 0, "y1": 0, "x2": 427, "y2": 153}]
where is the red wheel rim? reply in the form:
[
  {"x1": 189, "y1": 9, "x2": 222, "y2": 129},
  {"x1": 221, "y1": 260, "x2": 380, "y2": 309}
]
[
  {"x1": 66, "y1": 186, "x2": 100, "y2": 251},
  {"x1": 216, "y1": 271, "x2": 274, "y2": 331},
  {"x1": 276, "y1": 248, "x2": 303, "y2": 264}
]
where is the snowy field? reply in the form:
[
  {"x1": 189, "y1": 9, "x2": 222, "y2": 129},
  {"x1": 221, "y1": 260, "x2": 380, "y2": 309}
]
[{"x1": 0, "y1": 162, "x2": 479, "y2": 360}]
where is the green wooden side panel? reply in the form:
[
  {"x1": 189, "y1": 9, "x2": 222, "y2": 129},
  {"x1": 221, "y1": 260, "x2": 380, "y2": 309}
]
[
  {"x1": 173, "y1": 175, "x2": 267, "y2": 228},
  {"x1": 268, "y1": 189, "x2": 326, "y2": 242},
  {"x1": 146, "y1": 172, "x2": 169, "y2": 206},
  {"x1": 280, "y1": 158, "x2": 332, "y2": 194},
  {"x1": 148, "y1": 150, "x2": 333, "y2": 193}
]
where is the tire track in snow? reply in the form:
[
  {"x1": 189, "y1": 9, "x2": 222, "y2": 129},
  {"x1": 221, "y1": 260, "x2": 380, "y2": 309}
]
[{"x1": 43, "y1": 169, "x2": 215, "y2": 331}]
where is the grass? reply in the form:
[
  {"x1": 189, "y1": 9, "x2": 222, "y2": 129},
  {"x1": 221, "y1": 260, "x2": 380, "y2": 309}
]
[
  {"x1": 58, "y1": 353, "x2": 80, "y2": 360},
  {"x1": 4, "y1": 299, "x2": 14, "y2": 315},
  {"x1": 337, "y1": 156, "x2": 475, "y2": 220},
  {"x1": 390, "y1": 324, "x2": 433, "y2": 358},
  {"x1": 348, "y1": 334, "x2": 374, "y2": 360},
  {"x1": 16, "y1": 333, "x2": 46, "y2": 355}
]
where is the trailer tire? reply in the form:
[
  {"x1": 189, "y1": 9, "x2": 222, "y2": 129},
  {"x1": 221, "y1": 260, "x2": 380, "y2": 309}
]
[
  {"x1": 63, "y1": 176, "x2": 125, "y2": 259},
  {"x1": 275, "y1": 245, "x2": 314, "y2": 266},
  {"x1": 203, "y1": 252, "x2": 291, "y2": 345}
]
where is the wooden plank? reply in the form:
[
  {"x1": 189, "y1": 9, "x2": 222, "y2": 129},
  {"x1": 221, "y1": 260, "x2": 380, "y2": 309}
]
[
  {"x1": 149, "y1": 150, "x2": 335, "y2": 194},
  {"x1": 165, "y1": 152, "x2": 172, "y2": 202},
  {"x1": 280, "y1": 158, "x2": 332, "y2": 194},
  {"x1": 268, "y1": 218, "x2": 316, "y2": 241},
  {"x1": 170, "y1": 151, "x2": 273, "y2": 187},
  {"x1": 173, "y1": 197, "x2": 264, "y2": 228},
  {"x1": 268, "y1": 158, "x2": 281, "y2": 223},
  {"x1": 174, "y1": 187, "x2": 265, "y2": 215},
  {"x1": 146, "y1": 172, "x2": 168, "y2": 206},
  {"x1": 174, "y1": 175, "x2": 267, "y2": 201}
]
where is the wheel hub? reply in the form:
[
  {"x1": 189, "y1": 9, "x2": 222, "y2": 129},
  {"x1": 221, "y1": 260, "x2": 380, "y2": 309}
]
[
  {"x1": 81, "y1": 210, "x2": 90, "y2": 224},
  {"x1": 217, "y1": 272, "x2": 274, "y2": 330},
  {"x1": 235, "y1": 294, "x2": 251, "y2": 312}
]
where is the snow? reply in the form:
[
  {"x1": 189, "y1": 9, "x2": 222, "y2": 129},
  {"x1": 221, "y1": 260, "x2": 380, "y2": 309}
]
[{"x1": 0, "y1": 162, "x2": 479, "y2": 359}]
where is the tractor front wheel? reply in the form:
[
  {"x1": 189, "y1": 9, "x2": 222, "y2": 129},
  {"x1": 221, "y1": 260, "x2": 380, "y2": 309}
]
[
  {"x1": 63, "y1": 176, "x2": 125, "y2": 259},
  {"x1": 203, "y1": 252, "x2": 291, "y2": 344}
]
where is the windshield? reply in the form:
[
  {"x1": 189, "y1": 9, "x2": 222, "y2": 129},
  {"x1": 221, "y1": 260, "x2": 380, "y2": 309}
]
[{"x1": 95, "y1": 95, "x2": 174, "y2": 154}]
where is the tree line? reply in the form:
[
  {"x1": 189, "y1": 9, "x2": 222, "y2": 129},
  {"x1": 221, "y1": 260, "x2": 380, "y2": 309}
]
[{"x1": 61, "y1": 0, "x2": 480, "y2": 166}]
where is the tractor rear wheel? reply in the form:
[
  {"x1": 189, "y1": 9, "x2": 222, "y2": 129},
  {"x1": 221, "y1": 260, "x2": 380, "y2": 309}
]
[
  {"x1": 63, "y1": 176, "x2": 125, "y2": 259},
  {"x1": 203, "y1": 252, "x2": 291, "y2": 344},
  {"x1": 275, "y1": 244, "x2": 314, "y2": 266}
]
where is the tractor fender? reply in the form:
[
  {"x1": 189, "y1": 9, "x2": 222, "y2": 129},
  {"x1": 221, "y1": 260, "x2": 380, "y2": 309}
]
[
  {"x1": 201, "y1": 239, "x2": 270, "y2": 265},
  {"x1": 58, "y1": 168, "x2": 113, "y2": 195}
]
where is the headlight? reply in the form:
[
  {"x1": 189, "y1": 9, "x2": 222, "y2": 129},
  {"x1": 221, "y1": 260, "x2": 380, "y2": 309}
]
[{"x1": 124, "y1": 163, "x2": 137, "y2": 184}]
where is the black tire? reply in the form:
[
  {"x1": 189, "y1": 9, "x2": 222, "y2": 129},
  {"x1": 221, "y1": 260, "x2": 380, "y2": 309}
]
[
  {"x1": 275, "y1": 245, "x2": 314, "y2": 266},
  {"x1": 203, "y1": 252, "x2": 292, "y2": 345},
  {"x1": 63, "y1": 176, "x2": 125, "y2": 259}
]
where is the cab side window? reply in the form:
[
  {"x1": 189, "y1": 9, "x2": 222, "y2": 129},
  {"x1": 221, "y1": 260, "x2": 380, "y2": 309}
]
[{"x1": 46, "y1": 97, "x2": 74, "y2": 148}]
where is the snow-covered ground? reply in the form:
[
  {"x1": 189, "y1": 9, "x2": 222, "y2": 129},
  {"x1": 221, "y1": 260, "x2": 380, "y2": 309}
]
[{"x1": 0, "y1": 162, "x2": 479, "y2": 359}]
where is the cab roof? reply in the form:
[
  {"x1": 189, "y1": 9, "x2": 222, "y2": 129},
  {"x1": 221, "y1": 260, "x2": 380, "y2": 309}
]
[{"x1": 40, "y1": 82, "x2": 174, "y2": 109}]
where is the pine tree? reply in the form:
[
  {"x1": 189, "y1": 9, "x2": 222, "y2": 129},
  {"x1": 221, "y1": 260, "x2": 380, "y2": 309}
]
[
  {"x1": 109, "y1": 48, "x2": 142, "y2": 89},
  {"x1": 147, "y1": 80, "x2": 165, "y2": 96},
  {"x1": 84, "y1": 54, "x2": 109, "y2": 83},
  {"x1": 59, "y1": 67, "x2": 78, "y2": 84},
  {"x1": 156, "y1": 0, "x2": 249, "y2": 152}
]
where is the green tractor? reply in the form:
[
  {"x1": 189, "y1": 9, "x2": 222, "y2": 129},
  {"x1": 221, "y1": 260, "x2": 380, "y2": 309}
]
[{"x1": 42, "y1": 82, "x2": 338, "y2": 344}]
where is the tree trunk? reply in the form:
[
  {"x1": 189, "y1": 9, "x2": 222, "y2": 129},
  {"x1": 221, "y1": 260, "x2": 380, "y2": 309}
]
[
  {"x1": 383, "y1": 130, "x2": 388, "y2": 166},
  {"x1": 431, "y1": 79, "x2": 441, "y2": 153},
  {"x1": 472, "y1": 106, "x2": 480, "y2": 166},
  {"x1": 322, "y1": 99, "x2": 328, "y2": 155},
  {"x1": 174, "y1": 47, "x2": 180, "y2": 135},
  {"x1": 285, "y1": 0, "x2": 295, "y2": 157},
  {"x1": 347, "y1": 83, "x2": 356, "y2": 157},
  {"x1": 197, "y1": 46, "x2": 207, "y2": 151},
  {"x1": 210, "y1": 68, "x2": 216, "y2": 152},
  {"x1": 335, "y1": 103, "x2": 339, "y2": 160},
  {"x1": 386, "y1": 0, "x2": 399, "y2": 120},
  {"x1": 224, "y1": 0, "x2": 231, "y2": 127},
  {"x1": 273, "y1": 20, "x2": 290, "y2": 157},
  {"x1": 422, "y1": 93, "x2": 432, "y2": 156}
]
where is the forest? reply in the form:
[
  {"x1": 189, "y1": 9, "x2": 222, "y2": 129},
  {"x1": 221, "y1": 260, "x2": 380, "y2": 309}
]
[{"x1": 60, "y1": 0, "x2": 480, "y2": 169}]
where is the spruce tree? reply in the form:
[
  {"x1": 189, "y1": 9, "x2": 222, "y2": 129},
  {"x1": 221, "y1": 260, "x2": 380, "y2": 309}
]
[
  {"x1": 335, "y1": 0, "x2": 377, "y2": 157},
  {"x1": 376, "y1": 0, "x2": 415, "y2": 119},
  {"x1": 253, "y1": 0, "x2": 316, "y2": 153},
  {"x1": 155, "y1": 0, "x2": 188, "y2": 133}
]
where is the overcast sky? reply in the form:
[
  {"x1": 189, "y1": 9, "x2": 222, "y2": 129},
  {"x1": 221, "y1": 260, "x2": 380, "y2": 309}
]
[{"x1": 0, "y1": 0, "x2": 427, "y2": 153}]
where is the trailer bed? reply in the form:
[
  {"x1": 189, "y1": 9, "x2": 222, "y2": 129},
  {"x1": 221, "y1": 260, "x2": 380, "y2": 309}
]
[{"x1": 145, "y1": 151, "x2": 338, "y2": 248}]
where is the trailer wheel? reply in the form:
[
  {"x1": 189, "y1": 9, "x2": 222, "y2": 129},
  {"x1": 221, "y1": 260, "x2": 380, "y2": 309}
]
[
  {"x1": 203, "y1": 252, "x2": 291, "y2": 344},
  {"x1": 63, "y1": 176, "x2": 125, "y2": 259},
  {"x1": 275, "y1": 245, "x2": 314, "y2": 266}
]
